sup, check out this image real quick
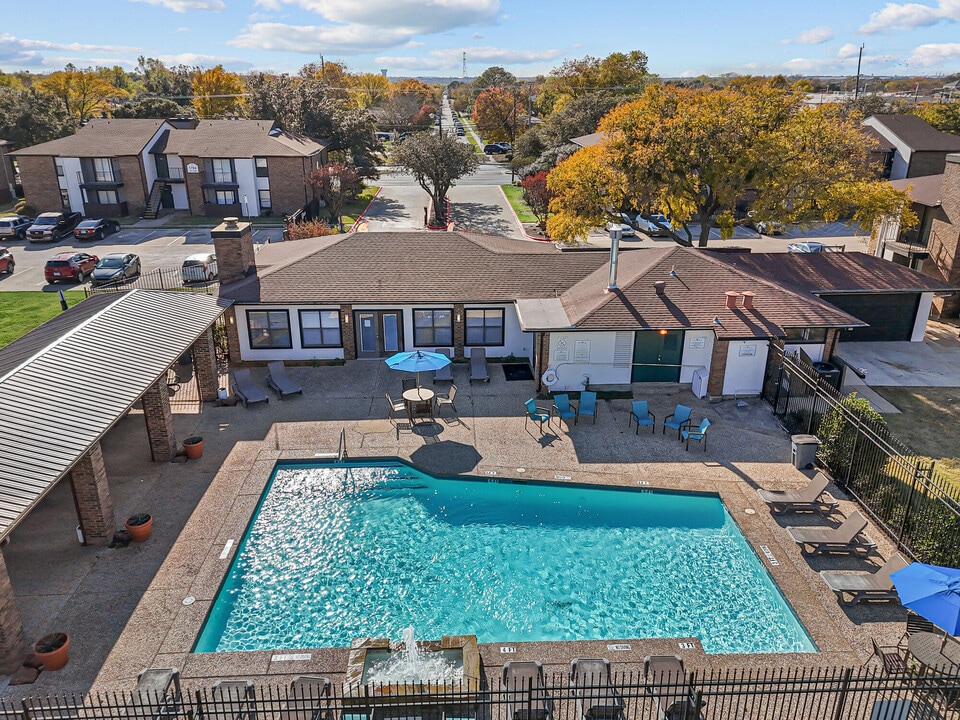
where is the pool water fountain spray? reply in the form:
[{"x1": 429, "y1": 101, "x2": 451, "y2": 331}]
[{"x1": 363, "y1": 626, "x2": 465, "y2": 684}]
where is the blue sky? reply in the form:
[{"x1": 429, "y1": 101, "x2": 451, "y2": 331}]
[{"x1": 2, "y1": 0, "x2": 959, "y2": 80}]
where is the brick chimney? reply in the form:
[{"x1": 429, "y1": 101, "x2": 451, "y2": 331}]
[
  {"x1": 740, "y1": 291, "x2": 756, "y2": 309},
  {"x1": 724, "y1": 291, "x2": 740, "y2": 309},
  {"x1": 211, "y1": 217, "x2": 255, "y2": 284}
]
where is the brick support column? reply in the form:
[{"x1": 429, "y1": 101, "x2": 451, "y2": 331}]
[
  {"x1": 224, "y1": 307, "x2": 242, "y2": 362},
  {"x1": 142, "y1": 379, "x2": 177, "y2": 462},
  {"x1": 535, "y1": 332, "x2": 551, "y2": 386},
  {"x1": 453, "y1": 304, "x2": 465, "y2": 360},
  {"x1": 69, "y1": 442, "x2": 116, "y2": 546},
  {"x1": 340, "y1": 304, "x2": 356, "y2": 360},
  {"x1": 192, "y1": 326, "x2": 219, "y2": 401},
  {"x1": 706, "y1": 338, "x2": 728, "y2": 399},
  {"x1": 0, "y1": 552, "x2": 26, "y2": 674},
  {"x1": 822, "y1": 329, "x2": 840, "y2": 362}
]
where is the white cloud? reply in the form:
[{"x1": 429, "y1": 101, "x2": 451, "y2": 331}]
[
  {"x1": 252, "y1": 0, "x2": 498, "y2": 33},
  {"x1": 160, "y1": 53, "x2": 254, "y2": 71},
  {"x1": 130, "y1": 0, "x2": 226, "y2": 11},
  {"x1": 1, "y1": 33, "x2": 137, "y2": 55},
  {"x1": 782, "y1": 26, "x2": 833, "y2": 44},
  {"x1": 374, "y1": 56, "x2": 452, "y2": 71},
  {"x1": 176, "y1": 27, "x2": 190, "y2": 32},
  {"x1": 860, "y1": 0, "x2": 960, "y2": 33},
  {"x1": 777, "y1": 51, "x2": 898, "y2": 74},
  {"x1": 431, "y1": 46, "x2": 563, "y2": 64},
  {"x1": 230, "y1": 22, "x2": 414, "y2": 53},
  {"x1": 837, "y1": 43, "x2": 862, "y2": 58},
  {"x1": 0, "y1": 33, "x2": 139, "y2": 67},
  {"x1": 907, "y1": 42, "x2": 960, "y2": 66}
]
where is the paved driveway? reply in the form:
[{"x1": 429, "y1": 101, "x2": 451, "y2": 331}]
[{"x1": 835, "y1": 321, "x2": 960, "y2": 387}]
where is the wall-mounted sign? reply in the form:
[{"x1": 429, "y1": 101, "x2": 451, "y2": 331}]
[
  {"x1": 554, "y1": 349, "x2": 569, "y2": 362},
  {"x1": 574, "y1": 340, "x2": 591, "y2": 363},
  {"x1": 186, "y1": 163, "x2": 199, "y2": 174},
  {"x1": 739, "y1": 344, "x2": 757, "y2": 356},
  {"x1": 689, "y1": 337, "x2": 706, "y2": 349}
]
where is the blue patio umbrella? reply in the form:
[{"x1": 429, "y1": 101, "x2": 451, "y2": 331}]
[
  {"x1": 384, "y1": 350, "x2": 451, "y2": 387},
  {"x1": 891, "y1": 562, "x2": 960, "y2": 636}
]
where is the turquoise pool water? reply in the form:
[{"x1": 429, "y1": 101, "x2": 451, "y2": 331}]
[{"x1": 195, "y1": 462, "x2": 815, "y2": 655}]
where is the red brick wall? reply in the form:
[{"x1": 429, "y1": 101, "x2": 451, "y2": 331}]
[
  {"x1": 141, "y1": 379, "x2": 177, "y2": 461},
  {"x1": 929, "y1": 155, "x2": 960, "y2": 316},
  {"x1": 182, "y1": 156, "x2": 205, "y2": 215},
  {"x1": 117, "y1": 155, "x2": 147, "y2": 217},
  {"x1": 192, "y1": 327, "x2": 220, "y2": 401},
  {"x1": 706, "y1": 338, "x2": 728, "y2": 398},
  {"x1": 267, "y1": 156, "x2": 314, "y2": 217},
  {"x1": 69, "y1": 442, "x2": 116, "y2": 546},
  {"x1": 16, "y1": 155, "x2": 62, "y2": 211},
  {"x1": 340, "y1": 305, "x2": 356, "y2": 360},
  {"x1": 211, "y1": 220, "x2": 255, "y2": 284},
  {"x1": 0, "y1": 552, "x2": 27, "y2": 674}
]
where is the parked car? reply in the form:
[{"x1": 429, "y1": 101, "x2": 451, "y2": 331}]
[
  {"x1": 757, "y1": 220, "x2": 786, "y2": 235},
  {"x1": 483, "y1": 143, "x2": 510, "y2": 155},
  {"x1": 787, "y1": 241, "x2": 843, "y2": 253},
  {"x1": 0, "y1": 215, "x2": 33, "y2": 240},
  {"x1": 92, "y1": 253, "x2": 140, "y2": 286},
  {"x1": 0, "y1": 247, "x2": 15, "y2": 274},
  {"x1": 44, "y1": 252, "x2": 98, "y2": 283},
  {"x1": 647, "y1": 213, "x2": 673, "y2": 236},
  {"x1": 605, "y1": 213, "x2": 637, "y2": 238},
  {"x1": 456, "y1": 127, "x2": 466, "y2": 136},
  {"x1": 181, "y1": 253, "x2": 218, "y2": 283},
  {"x1": 74, "y1": 218, "x2": 121, "y2": 241},
  {"x1": 27, "y1": 211, "x2": 83, "y2": 242}
]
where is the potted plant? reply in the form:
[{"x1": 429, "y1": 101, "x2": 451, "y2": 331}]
[
  {"x1": 125, "y1": 513, "x2": 153, "y2": 542},
  {"x1": 182, "y1": 436, "x2": 203, "y2": 460},
  {"x1": 34, "y1": 632, "x2": 69, "y2": 670}
]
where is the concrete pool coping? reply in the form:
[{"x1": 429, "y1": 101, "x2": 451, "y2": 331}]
[{"x1": 0, "y1": 364, "x2": 910, "y2": 696}]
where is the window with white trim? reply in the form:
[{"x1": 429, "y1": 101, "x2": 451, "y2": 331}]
[
  {"x1": 255, "y1": 157, "x2": 269, "y2": 177},
  {"x1": 258, "y1": 189, "x2": 272, "y2": 209}
]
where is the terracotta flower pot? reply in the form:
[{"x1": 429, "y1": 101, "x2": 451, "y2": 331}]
[
  {"x1": 34, "y1": 632, "x2": 69, "y2": 671},
  {"x1": 125, "y1": 513, "x2": 153, "y2": 542},
  {"x1": 183, "y1": 436, "x2": 203, "y2": 460}
]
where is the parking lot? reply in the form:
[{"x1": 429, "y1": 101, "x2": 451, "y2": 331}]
[{"x1": 0, "y1": 225, "x2": 275, "y2": 292}]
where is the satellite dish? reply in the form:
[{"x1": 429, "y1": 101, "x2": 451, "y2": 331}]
[{"x1": 541, "y1": 368, "x2": 559, "y2": 386}]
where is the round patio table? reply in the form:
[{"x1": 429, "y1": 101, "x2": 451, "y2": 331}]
[
  {"x1": 909, "y1": 631, "x2": 960, "y2": 672},
  {"x1": 402, "y1": 387, "x2": 435, "y2": 418}
]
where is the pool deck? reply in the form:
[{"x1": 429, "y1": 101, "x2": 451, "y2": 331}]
[{"x1": 0, "y1": 360, "x2": 910, "y2": 697}]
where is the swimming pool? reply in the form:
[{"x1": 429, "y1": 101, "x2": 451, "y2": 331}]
[{"x1": 195, "y1": 461, "x2": 815, "y2": 655}]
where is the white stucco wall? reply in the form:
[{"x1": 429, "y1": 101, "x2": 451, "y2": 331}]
[
  {"x1": 234, "y1": 159, "x2": 259, "y2": 217},
  {"x1": 784, "y1": 343, "x2": 824, "y2": 363},
  {"x1": 545, "y1": 331, "x2": 631, "y2": 391},
  {"x1": 912, "y1": 292, "x2": 935, "y2": 341},
  {"x1": 722, "y1": 340, "x2": 770, "y2": 396},
  {"x1": 679, "y1": 330, "x2": 715, "y2": 383},
  {"x1": 59, "y1": 157, "x2": 84, "y2": 213}
]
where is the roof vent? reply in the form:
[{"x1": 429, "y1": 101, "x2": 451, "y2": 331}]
[
  {"x1": 654, "y1": 281, "x2": 666, "y2": 296},
  {"x1": 725, "y1": 291, "x2": 740, "y2": 309},
  {"x1": 740, "y1": 291, "x2": 756, "y2": 309}
]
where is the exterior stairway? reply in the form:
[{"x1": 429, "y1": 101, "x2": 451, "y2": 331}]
[{"x1": 143, "y1": 180, "x2": 166, "y2": 219}]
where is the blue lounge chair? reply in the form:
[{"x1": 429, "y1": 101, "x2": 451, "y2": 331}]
[
  {"x1": 552, "y1": 394, "x2": 578, "y2": 427},
  {"x1": 681, "y1": 418, "x2": 711, "y2": 451},
  {"x1": 525, "y1": 399, "x2": 551, "y2": 434},
  {"x1": 578, "y1": 391, "x2": 598, "y2": 424},
  {"x1": 629, "y1": 401, "x2": 655, "y2": 434},
  {"x1": 663, "y1": 404, "x2": 692, "y2": 439}
]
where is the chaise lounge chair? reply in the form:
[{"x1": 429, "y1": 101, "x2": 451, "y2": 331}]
[
  {"x1": 503, "y1": 661, "x2": 553, "y2": 720},
  {"x1": 757, "y1": 472, "x2": 840, "y2": 515},
  {"x1": 786, "y1": 510, "x2": 877, "y2": 557},
  {"x1": 266, "y1": 360, "x2": 303, "y2": 400},
  {"x1": 206, "y1": 680, "x2": 255, "y2": 720},
  {"x1": 433, "y1": 348, "x2": 453, "y2": 383},
  {"x1": 279, "y1": 676, "x2": 331, "y2": 720},
  {"x1": 569, "y1": 658, "x2": 624, "y2": 720},
  {"x1": 819, "y1": 553, "x2": 909, "y2": 605},
  {"x1": 469, "y1": 347, "x2": 490, "y2": 383},
  {"x1": 643, "y1": 655, "x2": 705, "y2": 720},
  {"x1": 231, "y1": 369, "x2": 269, "y2": 407}
]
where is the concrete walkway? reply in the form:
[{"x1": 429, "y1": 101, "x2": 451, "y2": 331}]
[{"x1": 0, "y1": 362, "x2": 910, "y2": 697}]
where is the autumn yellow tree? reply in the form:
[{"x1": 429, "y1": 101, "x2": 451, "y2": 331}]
[
  {"x1": 192, "y1": 65, "x2": 244, "y2": 118},
  {"x1": 349, "y1": 73, "x2": 391, "y2": 108},
  {"x1": 912, "y1": 100, "x2": 960, "y2": 135},
  {"x1": 472, "y1": 87, "x2": 523, "y2": 143},
  {"x1": 37, "y1": 67, "x2": 123, "y2": 121},
  {"x1": 393, "y1": 78, "x2": 438, "y2": 106},
  {"x1": 548, "y1": 80, "x2": 915, "y2": 246}
]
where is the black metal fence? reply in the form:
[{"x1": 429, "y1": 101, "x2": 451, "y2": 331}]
[
  {"x1": 2, "y1": 666, "x2": 958, "y2": 720},
  {"x1": 84, "y1": 267, "x2": 218, "y2": 297},
  {"x1": 761, "y1": 341, "x2": 960, "y2": 567}
]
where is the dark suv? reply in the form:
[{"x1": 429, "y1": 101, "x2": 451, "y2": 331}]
[
  {"x1": 27, "y1": 211, "x2": 83, "y2": 242},
  {"x1": 44, "y1": 252, "x2": 98, "y2": 283}
]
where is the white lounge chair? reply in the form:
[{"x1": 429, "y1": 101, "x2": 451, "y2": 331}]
[
  {"x1": 231, "y1": 369, "x2": 269, "y2": 407},
  {"x1": 819, "y1": 553, "x2": 909, "y2": 605},
  {"x1": 786, "y1": 511, "x2": 877, "y2": 557},
  {"x1": 758, "y1": 472, "x2": 839, "y2": 515},
  {"x1": 643, "y1": 655, "x2": 705, "y2": 720},
  {"x1": 569, "y1": 658, "x2": 623, "y2": 720},
  {"x1": 469, "y1": 347, "x2": 489, "y2": 383},
  {"x1": 266, "y1": 361, "x2": 303, "y2": 400},
  {"x1": 279, "y1": 676, "x2": 330, "y2": 720},
  {"x1": 208, "y1": 680, "x2": 255, "y2": 720},
  {"x1": 503, "y1": 661, "x2": 552, "y2": 720}
]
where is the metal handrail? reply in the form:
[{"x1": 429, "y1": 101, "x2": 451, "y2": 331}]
[{"x1": 337, "y1": 427, "x2": 347, "y2": 461}]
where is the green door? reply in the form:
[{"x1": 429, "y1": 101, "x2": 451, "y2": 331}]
[
  {"x1": 632, "y1": 330, "x2": 683, "y2": 382},
  {"x1": 160, "y1": 184, "x2": 174, "y2": 209}
]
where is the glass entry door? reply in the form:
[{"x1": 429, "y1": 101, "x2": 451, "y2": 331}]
[{"x1": 355, "y1": 311, "x2": 403, "y2": 357}]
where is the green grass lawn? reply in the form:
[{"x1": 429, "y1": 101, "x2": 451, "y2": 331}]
[
  {"x1": 341, "y1": 186, "x2": 380, "y2": 226},
  {"x1": 0, "y1": 291, "x2": 86, "y2": 348},
  {"x1": 500, "y1": 184, "x2": 538, "y2": 223}
]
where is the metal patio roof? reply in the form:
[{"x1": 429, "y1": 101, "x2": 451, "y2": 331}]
[{"x1": 0, "y1": 290, "x2": 229, "y2": 538}]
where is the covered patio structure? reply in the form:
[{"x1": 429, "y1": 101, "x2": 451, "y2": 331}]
[{"x1": 0, "y1": 289, "x2": 228, "y2": 672}]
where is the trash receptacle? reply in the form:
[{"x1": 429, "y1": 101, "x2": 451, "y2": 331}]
[{"x1": 791, "y1": 434, "x2": 820, "y2": 470}]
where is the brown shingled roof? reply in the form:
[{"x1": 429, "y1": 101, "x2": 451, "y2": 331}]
[
  {"x1": 11, "y1": 119, "x2": 164, "y2": 157},
  {"x1": 560, "y1": 247, "x2": 862, "y2": 338},
  {"x1": 711, "y1": 251, "x2": 959, "y2": 295},
  {"x1": 890, "y1": 173, "x2": 944, "y2": 207},
  {"x1": 867, "y1": 114, "x2": 960, "y2": 152},
  {"x1": 163, "y1": 119, "x2": 326, "y2": 158}
]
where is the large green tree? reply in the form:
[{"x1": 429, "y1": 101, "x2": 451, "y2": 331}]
[
  {"x1": 391, "y1": 132, "x2": 480, "y2": 225},
  {"x1": 113, "y1": 96, "x2": 198, "y2": 118},
  {"x1": 0, "y1": 87, "x2": 75, "y2": 147},
  {"x1": 547, "y1": 80, "x2": 915, "y2": 246},
  {"x1": 136, "y1": 57, "x2": 194, "y2": 105}
]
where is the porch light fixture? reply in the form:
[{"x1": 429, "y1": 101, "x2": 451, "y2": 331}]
[
  {"x1": 343, "y1": 314, "x2": 350, "y2": 324},
  {"x1": 659, "y1": 329, "x2": 668, "y2": 335}
]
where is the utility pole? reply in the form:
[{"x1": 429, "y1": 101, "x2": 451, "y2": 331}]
[{"x1": 854, "y1": 44, "x2": 865, "y2": 100}]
